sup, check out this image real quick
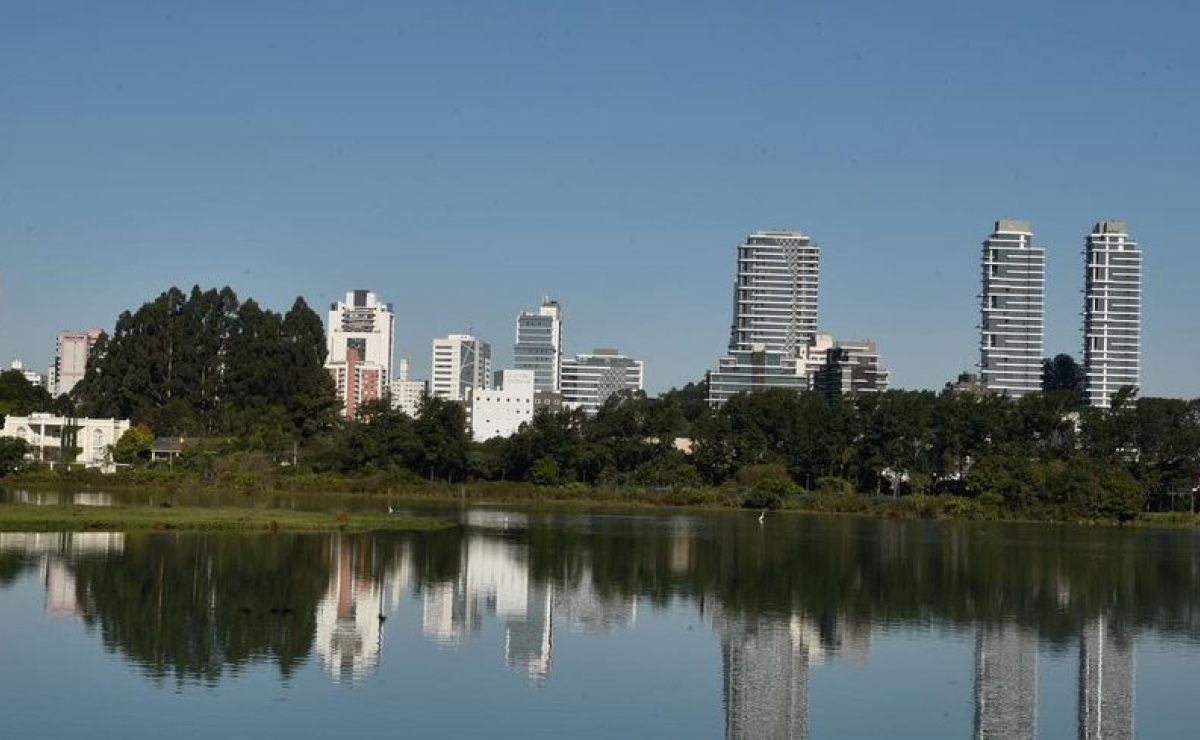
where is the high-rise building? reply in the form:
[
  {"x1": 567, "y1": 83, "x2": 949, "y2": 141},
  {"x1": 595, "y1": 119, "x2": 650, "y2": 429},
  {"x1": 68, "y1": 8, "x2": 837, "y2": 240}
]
[
  {"x1": 389, "y1": 359, "x2": 428, "y2": 418},
  {"x1": 708, "y1": 230, "x2": 819, "y2": 405},
  {"x1": 325, "y1": 290, "x2": 395, "y2": 418},
  {"x1": 49, "y1": 328, "x2": 101, "y2": 397},
  {"x1": 979, "y1": 220, "x2": 1045, "y2": 398},
  {"x1": 560, "y1": 349, "x2": 644, "y2": 414},
  {"x1": 514, "y1": 298, "x2": 564, "y2": 393},
  {"x1": 431, "y1": 334, "x2": 492, "y2": 402},
  {"x1": 1083, "y1": 221, "x2": 1141, "y2": 409},
  {"x1": 812, "y1": 339, "x2": 889, "y2": 400}
]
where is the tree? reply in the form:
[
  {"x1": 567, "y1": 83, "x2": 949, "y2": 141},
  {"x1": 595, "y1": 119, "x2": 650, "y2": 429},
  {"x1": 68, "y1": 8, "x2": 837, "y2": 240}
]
[
  {"x1": 1041, "y1": 354, "x2": 1086, "y2": 398},
  {"x1": 0, "y1": 370, "x2": 53, "y2": 418},
  {"x1": 113, "y1": 425, "x2": 155, "y2": 465},
  {"x1": 0, "y1": 438, "x2": 29, "y2": 475}
]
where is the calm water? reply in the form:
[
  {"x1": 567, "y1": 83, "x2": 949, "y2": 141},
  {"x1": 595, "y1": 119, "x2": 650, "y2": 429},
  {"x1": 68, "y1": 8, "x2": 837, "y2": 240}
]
[{"x1": 2, "y1": 496, "x2": 1198, "y2": 740}]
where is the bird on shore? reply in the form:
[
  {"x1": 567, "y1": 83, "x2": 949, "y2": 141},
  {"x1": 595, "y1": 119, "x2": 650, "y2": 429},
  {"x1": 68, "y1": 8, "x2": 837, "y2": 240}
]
[{"x1": 387, "y1": 505, "x2": 394, "y2": 515}]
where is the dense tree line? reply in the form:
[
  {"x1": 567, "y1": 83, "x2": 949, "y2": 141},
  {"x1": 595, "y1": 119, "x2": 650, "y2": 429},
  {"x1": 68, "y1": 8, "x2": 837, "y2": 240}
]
[
  {"x1": 73, "y1": 286, "x2": 338, "y2": 440},
  {"x1": 308, "y1": 383, "x2": 1199, "y2": 520}
]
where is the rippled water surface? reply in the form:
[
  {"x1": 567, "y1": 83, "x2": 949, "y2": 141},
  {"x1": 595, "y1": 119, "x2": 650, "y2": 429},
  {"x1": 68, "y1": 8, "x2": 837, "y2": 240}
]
[{"x1": 2, "y1": 496, "x2": 1198, "y2": 739}]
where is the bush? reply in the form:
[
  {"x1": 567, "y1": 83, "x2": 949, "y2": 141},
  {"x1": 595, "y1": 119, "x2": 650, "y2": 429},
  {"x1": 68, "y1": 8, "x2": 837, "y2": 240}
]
[{"x1": 815, "y1": 476, "x2": 854, "y2": 496}]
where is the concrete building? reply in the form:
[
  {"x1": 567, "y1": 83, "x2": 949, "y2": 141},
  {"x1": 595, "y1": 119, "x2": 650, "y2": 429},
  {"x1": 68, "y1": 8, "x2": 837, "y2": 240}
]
[
  {"x1": 9, "y1": 360, "x2": 45, "y2": 388},
  {"x1": 389, "y1": 359, "x2": 428, "y2": 418},
  {"x1": 708, "y1": 230, "x2": 820, "y2": 405},
  {"x1": 980, "y1": 220, "x2": 1045, "y2": 399},
  {"x1": 470, "y1": 369, "x2": 535, "y2": 442},
  {"x1": 48, "y1": 328, "x2": 101, "y2": 396},
  {"x1": 432, "y1": 334, "x2": 492, "y2": 402},
  {"x1": 514, "y1": 298, "x2": 564, "y2": 393},
  {"x1": 560, "y1": 349, "x2": 644, "y2": 414},
  {"x1": 812, "y1": 340, "x2": 889, "y2": 400},
  {"x1": 325, "y1": 290, "x2": 395, "y2": 418},
  {"x1": 1083, "y1": 221, "x2": 1141, "y2": 409},
  {"x1": 1, "y1": 413, "x2": 130, "y2": 471}
]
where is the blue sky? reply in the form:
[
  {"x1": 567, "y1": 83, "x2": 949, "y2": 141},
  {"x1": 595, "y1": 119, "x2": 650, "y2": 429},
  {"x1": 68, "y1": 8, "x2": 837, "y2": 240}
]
[{"x1": 2, "y1": 0, "x2": 1197, "y2": 396}]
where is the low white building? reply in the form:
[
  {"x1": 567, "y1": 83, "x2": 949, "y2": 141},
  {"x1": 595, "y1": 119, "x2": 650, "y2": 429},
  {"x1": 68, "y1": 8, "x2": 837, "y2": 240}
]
[
  {"x1": 0, "y1": 414, "x2": 130, "y2": 471},
  {"x1": 9, "y1": 360, "x2": 46, "y2": 388},
  {"x1": 470, "y1": 369, "x2": 535, "y2": 442}
]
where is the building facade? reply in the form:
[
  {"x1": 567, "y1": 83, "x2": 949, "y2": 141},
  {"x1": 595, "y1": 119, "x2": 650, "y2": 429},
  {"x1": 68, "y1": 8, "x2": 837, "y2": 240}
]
[
  {"x1": 325, "y1": 290, "x2": 395, "y2": 418},
  {"x1": 979, "y1": 219, "x2": 1045, "y2": 399},
  {"x1": 1083, "y1": 221, "x2": 1141, "y2": 409},
  {"x1": 9, "y1": 360, "x2": 45, "y2": 388},
  {"x1": 514, "y1": 298, "x2": 563, "y2": 393},
  {"x1": 470, "y1": 369, "x2": 535, "y2": 442},
  {"x1": 389, "y1": 359, "x2": 428, "y2": 418},
  {"x1": 49, "y1": 328, "x2": 102, "y2": 397},
  {"x1": 708, "y1": 230, "x2": 819, "y2": 405},
  {"x1": 432, "y1": 334, "x2": 492, "y2": 402},
  {"x1": 560, "y1": 349, "x2": 644, "y2": 414},
  {"x1": 1, "y1": 414, "x2": 130, "y2": 471},
  {"x1": 812, "y1": 340, "x2": 889, "y2": 400}
]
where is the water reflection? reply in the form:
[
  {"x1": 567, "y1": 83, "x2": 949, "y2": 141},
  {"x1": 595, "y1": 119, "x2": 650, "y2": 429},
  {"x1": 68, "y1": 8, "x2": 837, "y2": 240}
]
[{"x1": 0, "y1": 511, "x2": 1194, "y2": 737}]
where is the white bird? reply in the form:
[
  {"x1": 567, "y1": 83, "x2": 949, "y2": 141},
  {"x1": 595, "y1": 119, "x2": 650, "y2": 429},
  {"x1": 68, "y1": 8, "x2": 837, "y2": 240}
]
[
  {"x1": 758, "y1": 510, "x2": 765, "y2": 524},
  {"x1": 387, "y1": 505, "x2": 395, "y2": 515}
]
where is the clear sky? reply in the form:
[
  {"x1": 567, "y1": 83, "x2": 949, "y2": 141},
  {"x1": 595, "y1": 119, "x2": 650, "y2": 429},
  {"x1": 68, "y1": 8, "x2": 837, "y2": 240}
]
[{"x1": 2, "y1": 0, "x2": 1197, "y2": 397}]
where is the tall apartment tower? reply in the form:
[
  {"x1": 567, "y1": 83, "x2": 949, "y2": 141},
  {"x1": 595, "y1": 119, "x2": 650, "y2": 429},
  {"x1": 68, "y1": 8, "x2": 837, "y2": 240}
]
[
  {"x1": 514, "y1": 298, "x2": 564, "y2": 393},
  {"x1": 979, "y1": 220, "x2": 1045, "y2": 398},
  {"x1": 707, "y1": 230, "x2": 819, "y2": 405},
  {"x1": 1083, "y1": 221, "x2": 1141, "y2": 409},
  {"x1": 431, "y1": 334, "x2": 492, "y2": 402},
  {"x1": 325, "y1": 290, "x2": 396, "y2": 418},
  {"x1": 49, "y1": 328, "x2": 102, "y2": 397}
]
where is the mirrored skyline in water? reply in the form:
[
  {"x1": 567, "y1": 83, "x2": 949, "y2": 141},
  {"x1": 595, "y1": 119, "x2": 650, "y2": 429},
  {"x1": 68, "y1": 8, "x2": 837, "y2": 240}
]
[{"x1": 1, "y1": 509, "x2": 1194, "y2": 739}]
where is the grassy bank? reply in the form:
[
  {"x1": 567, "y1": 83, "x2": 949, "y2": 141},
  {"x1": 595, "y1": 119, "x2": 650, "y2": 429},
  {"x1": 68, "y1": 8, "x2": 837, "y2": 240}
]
[
  {"x1": 5, "y1": 467, "x2": 1190, "y2": 528},
  {"x1": 0, "y1": 503, "x2": 453, "y2": 533}
]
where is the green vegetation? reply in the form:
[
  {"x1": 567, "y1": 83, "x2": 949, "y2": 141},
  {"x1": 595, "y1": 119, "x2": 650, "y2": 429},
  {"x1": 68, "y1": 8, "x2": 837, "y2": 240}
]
[
  {"x1": 1, "y1": 285, "x2": 1197, "y2": 526},
  {"x1": 0, "y1": 504, "x2": 452, "y2": 533}
]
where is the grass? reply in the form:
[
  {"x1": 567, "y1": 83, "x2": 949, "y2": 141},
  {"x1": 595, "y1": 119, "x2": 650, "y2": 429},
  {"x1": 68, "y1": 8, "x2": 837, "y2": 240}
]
[{"x1": 0, "y1": 504, "x2": 454, "y2": 533}]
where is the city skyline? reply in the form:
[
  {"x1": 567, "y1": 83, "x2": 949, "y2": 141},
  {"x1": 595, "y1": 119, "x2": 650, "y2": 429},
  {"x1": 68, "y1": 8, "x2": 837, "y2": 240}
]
[{"x1": 2, "y1": 2, "x2": 1197, "y2": 398}]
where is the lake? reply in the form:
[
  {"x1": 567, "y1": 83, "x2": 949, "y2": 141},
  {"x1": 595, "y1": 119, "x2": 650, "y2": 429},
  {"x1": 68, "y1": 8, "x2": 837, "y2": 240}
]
[{"x1": 1, "y1": 497, "x2": 1197, "y2": 739}]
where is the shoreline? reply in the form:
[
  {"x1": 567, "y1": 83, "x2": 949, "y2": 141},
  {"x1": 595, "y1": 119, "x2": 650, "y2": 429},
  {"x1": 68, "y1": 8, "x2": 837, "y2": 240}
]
[
  {"x1": 4, "y1": 474, "x2": 1196, "y2": 530},
  {"x1": 0, "y1": 503, "x2": 454, "y2": 534}
]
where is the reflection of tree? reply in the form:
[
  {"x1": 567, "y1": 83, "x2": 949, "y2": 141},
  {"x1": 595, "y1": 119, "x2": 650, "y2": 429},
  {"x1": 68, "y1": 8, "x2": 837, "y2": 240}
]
[{"x1": 71, "y1": 534, "x2": 332, "y2": 685}]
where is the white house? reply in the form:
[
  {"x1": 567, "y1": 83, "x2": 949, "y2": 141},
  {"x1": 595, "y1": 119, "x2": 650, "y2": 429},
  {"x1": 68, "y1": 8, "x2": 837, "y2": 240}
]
[{"x1": 0, "y1": 414, "x2": 130, "y2": 472}]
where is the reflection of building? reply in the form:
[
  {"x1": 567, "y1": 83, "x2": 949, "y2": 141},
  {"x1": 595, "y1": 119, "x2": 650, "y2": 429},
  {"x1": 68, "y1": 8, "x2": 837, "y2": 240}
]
[
  {"x1": 1078, "y1": 616, "x2": 1133, "y2": 740},
  {"x1": 974, "y1": 624, "x2": 1037, "y2": 740},
  {"x1": 554, "y1": 568, "x2": 636, "y2": 634},
  {"x1": 0, "y1": 532, "x2": 125, "y2": 618},
  {"x1": 713, "y1": 610, "x2": 812, "y2": 740},
  {"x1": 314, "y1": 537, "x2": 383, "y2": 683}
]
